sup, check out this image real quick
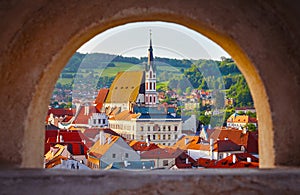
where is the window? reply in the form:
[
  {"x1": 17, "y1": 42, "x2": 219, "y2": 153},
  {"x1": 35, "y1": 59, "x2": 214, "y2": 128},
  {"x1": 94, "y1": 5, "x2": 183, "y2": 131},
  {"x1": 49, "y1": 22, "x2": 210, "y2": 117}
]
[
  {"x1": 168, "y1": 126, "x2": 171, "y2": 131},
  {"x1": 98, "y1": 119, "x2": 101, "y2": 124},
  {"x1": 149, "y1": 96, "x2": 152, "y2": 103},
  {"x1": 174, "y1": 135, "x2": 178, "y2": 139},
  {"x1": 140, "y1": 126, "x2": 144, "y2": 131},
  {"x1": 150, "y1": 71, "x2": 152, "y2": 78},
  {"x1": 125, "y1": 153, "x2": 129, "y2": 158},
  {"x1": 140, "y1": 135, "x2": 144, "y2": 140},
  {"x1": 112, "y1": 154, "x2": 116, "y2": 158},
  {"x1": 102, "y1": 119, "x2": 106, "y2": 124},
  {"x1": 150, "y1": 82, "x2": 152, "y2": 90},
  {"x1": 174, "y1": 126, "x2": 178, "y2": 131},
  {"x1": 146, "y1": 82, "x2": 148, "y2": 90},
  {"x1": 148, "y1": 126, "x2": 151, "y2": 131},
  {"x1": 153, "y1": 135, "x2": 155, "y2": 140},
  {"x1": 93, "y1": 119, "x2": 97, "y2": 124},
  {"x1": 158, "y1": 134, "x2": 161, "y2": 140},
  {"x1": 153, "y1": 83, "x2": 156, "y2": 90},
  {"x1": 163, "y1": 160, "x2": 168, "y2": 166},
  {"x1": 153, "y1": 96, "x2": 156, "y2": 103},
  {"x1": 163, "y1": 126, "x2": 166, "y2": 131},
  {"x1": 163, "y1": 134, "x2": 166, "y2": 140},
  {"x1": 168, "y1": 135, "x2": 171, "y2": 140},
  {"x1": 145, "y1": 96, "x2": 148, "y2": 103}
]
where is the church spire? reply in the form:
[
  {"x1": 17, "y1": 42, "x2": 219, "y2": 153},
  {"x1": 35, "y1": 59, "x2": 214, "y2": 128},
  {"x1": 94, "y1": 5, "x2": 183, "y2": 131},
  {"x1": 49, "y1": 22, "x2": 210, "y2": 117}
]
[{"x1": 147, "y1": 30, "x2": 154, "y2": 70}]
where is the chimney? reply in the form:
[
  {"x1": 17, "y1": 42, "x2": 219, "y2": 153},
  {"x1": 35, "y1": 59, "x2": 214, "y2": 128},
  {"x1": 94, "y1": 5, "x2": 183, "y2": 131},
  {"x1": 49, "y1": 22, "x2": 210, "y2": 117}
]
[
  {"x1": 224, "y1": 137, "x2": 228, "y2": 140},
  {"x1": 146, "y1": 137, "x2": 150, "y2": 147},
  {"x1": 186, "y1": 158, "x2": 189, "y2": 164},
  {"x1": 232, "y1": 154, "x2": 236, "y2": 164},
  {"x1": 247, "y1": 157, "x2": 251, "y2": 162},
  {"x1": 99, "y1": 130, "x2": 105, "y2": 145},
  {"x1": 60, "y1": 135, "x2": 64, "y2": 142},
  {"x1": 209, "y1": 138, "x2": 214, "y2": 160},
  {"x1": 82, "y1": 139, "x2": 86, "y2": 145},
  {"x1": 84, "y1": 105, "x2": 89, "y2": 115}
]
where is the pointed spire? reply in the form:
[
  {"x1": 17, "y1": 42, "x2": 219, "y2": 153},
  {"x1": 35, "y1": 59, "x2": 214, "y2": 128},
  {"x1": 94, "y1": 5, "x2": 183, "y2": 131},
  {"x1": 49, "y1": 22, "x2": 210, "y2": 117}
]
[{"x1": 147, "y1": 29, "x2": 154, "y2": 71}]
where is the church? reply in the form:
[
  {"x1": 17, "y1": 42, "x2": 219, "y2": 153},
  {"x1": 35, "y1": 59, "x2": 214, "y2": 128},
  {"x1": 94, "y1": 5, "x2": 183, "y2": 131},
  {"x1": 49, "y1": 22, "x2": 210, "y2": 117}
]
[{"x1": 100, "y1": 32, "x2": 183, "y2": 146}]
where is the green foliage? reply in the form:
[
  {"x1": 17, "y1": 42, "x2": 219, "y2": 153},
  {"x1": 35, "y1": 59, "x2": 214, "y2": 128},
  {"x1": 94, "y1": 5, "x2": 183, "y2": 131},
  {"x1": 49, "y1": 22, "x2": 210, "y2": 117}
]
[
  {"x1": 245, "y1": 123, "x2": 257, "y2": 132},
  {"x1": 226, "y1": 76, "x2": 254, "y2": 107}
]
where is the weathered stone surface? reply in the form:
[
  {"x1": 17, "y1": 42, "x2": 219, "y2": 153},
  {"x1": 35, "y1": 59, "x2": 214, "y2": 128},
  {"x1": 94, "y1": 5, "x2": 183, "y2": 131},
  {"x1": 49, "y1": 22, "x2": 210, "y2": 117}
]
[
  {"x1": 0, "y1": 0, "x2": 299, "y2": 169},
  {"x1": 0, "y1": 169, "x2": 299, "y2": 194}
]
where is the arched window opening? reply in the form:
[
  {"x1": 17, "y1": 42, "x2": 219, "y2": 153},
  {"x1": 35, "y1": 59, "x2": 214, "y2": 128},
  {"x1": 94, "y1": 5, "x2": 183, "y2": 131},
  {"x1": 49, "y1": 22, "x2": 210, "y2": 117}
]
[{"x1": 45, "y1": 21, "x2": 259, "y2": 171}]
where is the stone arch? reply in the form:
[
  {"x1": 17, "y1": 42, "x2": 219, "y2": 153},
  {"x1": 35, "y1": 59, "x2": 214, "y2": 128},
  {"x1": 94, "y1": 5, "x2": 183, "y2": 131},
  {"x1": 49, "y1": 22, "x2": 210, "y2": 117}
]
[{"x1": 0, "y1": 1, "x2": 299, "y2": 169}]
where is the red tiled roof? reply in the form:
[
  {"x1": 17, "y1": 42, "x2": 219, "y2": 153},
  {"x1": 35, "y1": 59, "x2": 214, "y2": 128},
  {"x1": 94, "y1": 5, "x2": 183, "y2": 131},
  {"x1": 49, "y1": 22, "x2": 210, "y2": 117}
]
[
  {"x1": 209, "y1": 153, "x2": 259, "y2": 168},
  {"x1": 130, "y1": 141, "x2": 159, "y2": 152},
  {"x1": 141, "y1": 148, "x2": 184, "y2": 159},
  {"x1": 196, "y1": 158, "x2": 216, "y2": 168},
  {"x1": 73, "y1": 106, "x2": 98, "y2": 124},
  {"x1": 95, "y1": 88, "x2": 109, "y2": 104},
  {"x1": 215, "y1": 140, "x2": 241, "y2": 152},
  {"x1": 48, "y1": 108, "x2": 75, "y2": 117}
]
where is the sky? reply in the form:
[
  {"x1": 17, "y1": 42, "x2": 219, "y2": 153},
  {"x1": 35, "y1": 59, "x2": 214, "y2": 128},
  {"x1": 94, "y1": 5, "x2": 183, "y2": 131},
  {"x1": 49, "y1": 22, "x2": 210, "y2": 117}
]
[{"x1": 77, "y1": 21, "x2": 230, "y2": 60}]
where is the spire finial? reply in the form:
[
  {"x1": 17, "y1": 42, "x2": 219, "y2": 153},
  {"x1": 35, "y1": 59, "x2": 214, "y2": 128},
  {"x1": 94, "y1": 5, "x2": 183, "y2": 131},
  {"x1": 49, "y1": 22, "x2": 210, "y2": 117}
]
[{"x1": 149, "y1": 29, "x2": 152, "y2": 47}]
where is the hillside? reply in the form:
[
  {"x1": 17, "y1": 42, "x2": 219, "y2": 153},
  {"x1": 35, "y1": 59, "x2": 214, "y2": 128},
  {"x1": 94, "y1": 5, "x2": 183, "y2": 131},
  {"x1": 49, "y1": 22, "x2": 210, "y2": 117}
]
[{"x1": 53, "y1": 52, "x2": 253, "y2": 108}]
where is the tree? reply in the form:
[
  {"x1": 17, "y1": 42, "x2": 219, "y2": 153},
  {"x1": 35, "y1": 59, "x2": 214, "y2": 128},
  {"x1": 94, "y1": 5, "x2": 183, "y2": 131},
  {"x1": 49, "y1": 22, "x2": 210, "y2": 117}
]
[{"x1": 185, "y1": 87, "x2": 191, "y2": 94}]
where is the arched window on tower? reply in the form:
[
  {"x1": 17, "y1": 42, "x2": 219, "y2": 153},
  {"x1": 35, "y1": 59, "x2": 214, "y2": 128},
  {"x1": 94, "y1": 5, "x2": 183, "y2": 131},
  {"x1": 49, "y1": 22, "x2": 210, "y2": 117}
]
[
  {"x1": 153, "y1": 96, "x2": 156, "y2": 103},
  {"x1": 146, "y1": 82, "x2": 148, "y2": 90},
  {"x1": 149, "y1": 96, "x2": 152, "y2": 103},
  {"x1": 150, "y1": 82, "x2": 152, "y2": 90},
  {"x1": 150, "y1": 71, "x2": 152, "y2": 78},
  {"x1": 153, "y1": 83, "x2": 156, "y2": 90}
]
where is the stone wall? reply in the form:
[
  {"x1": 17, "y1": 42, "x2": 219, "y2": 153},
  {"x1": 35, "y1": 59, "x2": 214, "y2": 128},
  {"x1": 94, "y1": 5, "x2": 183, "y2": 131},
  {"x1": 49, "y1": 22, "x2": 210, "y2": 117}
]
[{"x1": 0, "y1": 0, "x2": 299, "y2": 193}]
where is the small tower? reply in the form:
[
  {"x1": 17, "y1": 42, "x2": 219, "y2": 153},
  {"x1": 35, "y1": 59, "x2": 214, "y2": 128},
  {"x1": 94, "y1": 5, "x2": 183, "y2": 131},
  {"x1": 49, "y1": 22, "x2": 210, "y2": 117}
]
[{"x1": 145, "y1": 30, "x2": 157, "y2": 106}]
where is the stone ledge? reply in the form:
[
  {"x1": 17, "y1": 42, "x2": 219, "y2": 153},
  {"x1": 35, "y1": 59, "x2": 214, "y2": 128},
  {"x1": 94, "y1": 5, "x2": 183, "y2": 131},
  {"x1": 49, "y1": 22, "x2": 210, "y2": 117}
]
[{"x1": 0, "y1": 168, "x2": 299, "y2": 194}]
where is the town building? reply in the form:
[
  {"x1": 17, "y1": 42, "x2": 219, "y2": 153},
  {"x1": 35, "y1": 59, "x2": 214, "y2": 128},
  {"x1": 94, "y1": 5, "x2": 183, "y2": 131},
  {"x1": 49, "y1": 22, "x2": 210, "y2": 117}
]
[
  {"x1": 226, "y1": 113, "x2": 257, "y2": 129},
  {"x1": 87, "y1": 132, "x2": 140, "y2": 169},
  {"x1": 101, "y1": 32, "x2": 182, "y2": 145}
]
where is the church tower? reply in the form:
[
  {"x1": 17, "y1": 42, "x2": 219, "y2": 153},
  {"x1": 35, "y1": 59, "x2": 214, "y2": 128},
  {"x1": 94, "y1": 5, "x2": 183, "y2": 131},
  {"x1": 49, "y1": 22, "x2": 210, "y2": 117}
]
[{"x1": 145, "y1": 30, "x2": 157, "y2": 106}]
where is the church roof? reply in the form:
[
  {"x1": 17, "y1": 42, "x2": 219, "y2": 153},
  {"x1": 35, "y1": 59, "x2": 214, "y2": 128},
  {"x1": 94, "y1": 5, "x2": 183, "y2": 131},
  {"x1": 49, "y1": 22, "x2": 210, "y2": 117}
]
[{"x1": 105, "y1": 71, "x2": 144, "y2": 103}]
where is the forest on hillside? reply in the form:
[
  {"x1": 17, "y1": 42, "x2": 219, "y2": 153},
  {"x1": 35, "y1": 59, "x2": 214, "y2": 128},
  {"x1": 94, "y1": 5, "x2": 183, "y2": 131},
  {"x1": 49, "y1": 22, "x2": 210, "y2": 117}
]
[{"x1": 54, "y1": 52, "x2": 253, "y2": 108}]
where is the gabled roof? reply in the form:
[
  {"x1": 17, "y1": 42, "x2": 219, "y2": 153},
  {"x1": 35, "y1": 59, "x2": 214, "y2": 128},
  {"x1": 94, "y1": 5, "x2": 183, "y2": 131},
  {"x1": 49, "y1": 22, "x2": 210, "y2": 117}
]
[
  {"x1": 172, "y1": 136, "x2": 200, "y2": 150},
  {"x1": 88, "y1": 134, "x2": 120, "y2": 159},
  {"x1": 141, "y1": 148, "x2": 184, "y2": 159},
  {"x1": 95, "y1": 88, "x2": 109, "y2": 105},
  {"x1": 107, "y1": 160, "x2": 155, "y2": 170},
  {"x1": 227, "y1": 114, "x2": 257, "y2": 124},
  {"x1": 209, "y1": 153, "x2": 259, "y2": 168},
  {"x1": 73, "y1": 105, "x2": 98, "y2": 124},
  {"x1": 105, "y1": 71, "x2": 144, "y2": 103},
  {"x1": 48, "y1": 108, "x2": 75, "y2": 117},
  {"x1": 129, "y1": 141, "x2": 159, "y2": 152},
  {"x1": 110, "y1": 110, "x2": 140, "y2": 121},
  {"x1": 215, "y1": 140, "x2": 241, "y2": 152}
]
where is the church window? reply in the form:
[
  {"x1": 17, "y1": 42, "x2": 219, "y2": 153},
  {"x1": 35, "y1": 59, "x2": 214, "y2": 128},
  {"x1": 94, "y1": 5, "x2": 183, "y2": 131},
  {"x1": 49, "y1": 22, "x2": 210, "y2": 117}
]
[
  {"x1": 146, "y1": 82, "x2": 148, "y2": 90},
  {"x1": 153, "y1": 96, "x2": 156, "y2": 103},
  {"x1": 150, "y1": 71, "x2": 152, "y2": 78},
  {"x1": 145, "y1": 96, "x2": 148, "y2": 103},
  {"x1": 149, "y1": 96, "x2": 152, "y2": 103},
  {"x1": 153, "y1": 83, "x2": 156, "y2": 90},
  {"x1": 150, "y1": 82, "x2": 152, "y2": 90}
]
